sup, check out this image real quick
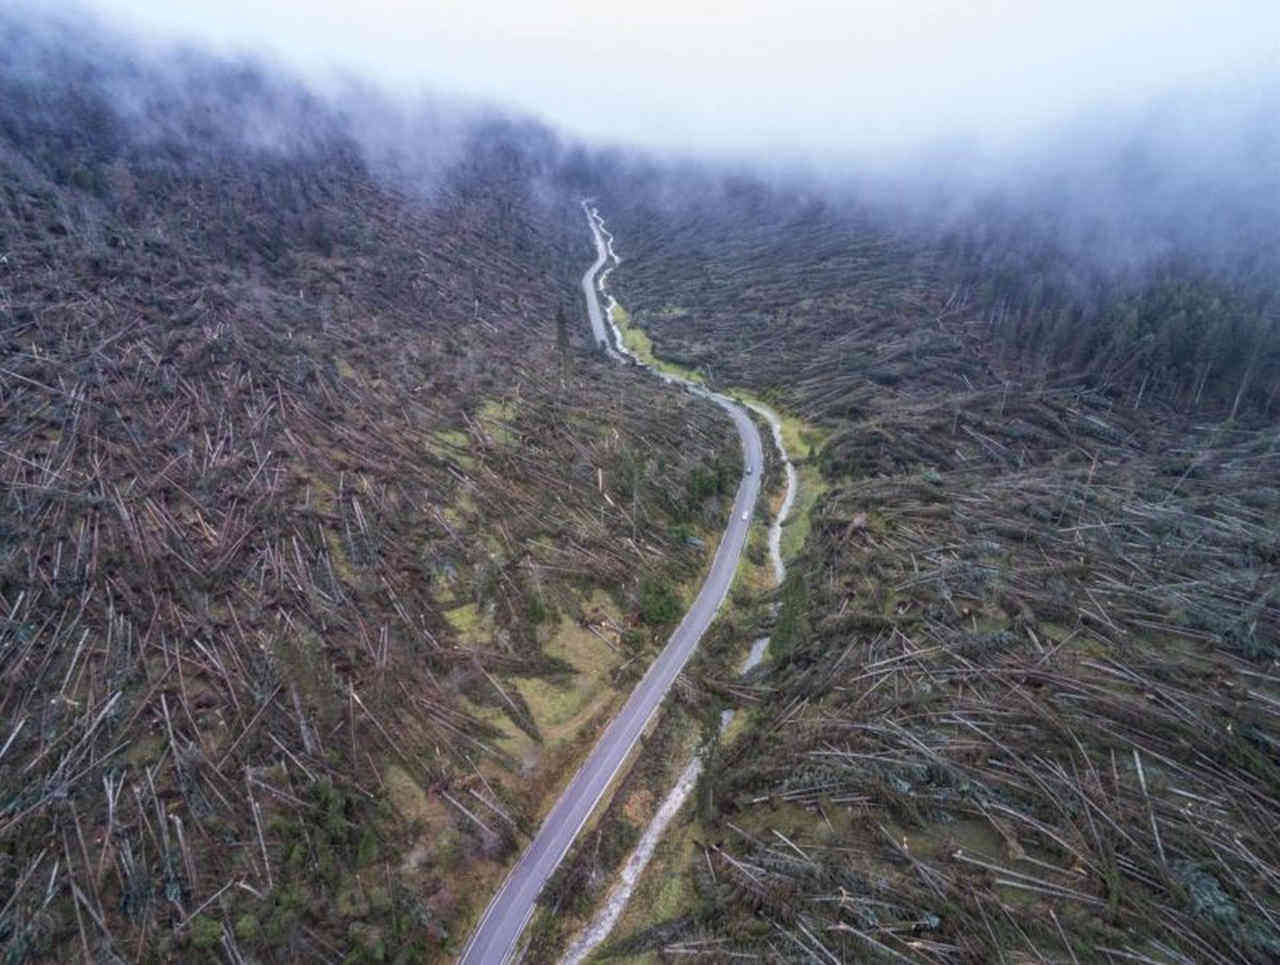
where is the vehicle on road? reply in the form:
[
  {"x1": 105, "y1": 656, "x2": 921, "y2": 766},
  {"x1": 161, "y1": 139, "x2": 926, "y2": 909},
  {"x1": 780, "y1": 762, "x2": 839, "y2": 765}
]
[{"x1": 742, "y1": 511, "x2": 750, "y2": 522}]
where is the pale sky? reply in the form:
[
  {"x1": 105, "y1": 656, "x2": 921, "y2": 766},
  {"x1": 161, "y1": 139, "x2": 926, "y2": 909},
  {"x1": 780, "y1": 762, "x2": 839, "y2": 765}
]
[{"x1": 59, "y1": 0, "x2": 1280, "y2": 161}]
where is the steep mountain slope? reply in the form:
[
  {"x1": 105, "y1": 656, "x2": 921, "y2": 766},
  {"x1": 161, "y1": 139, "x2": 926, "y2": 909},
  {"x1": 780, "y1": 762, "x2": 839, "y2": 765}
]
[
  {"x1": 586, "y1": 170, "x2": 1280, "y2": 962},
  {"x1": 0, "y1": 18, "x2": 740, "y2": 961},
  {"x1": 603, "y1": 162, "x2": 1280, "y2": 421}
]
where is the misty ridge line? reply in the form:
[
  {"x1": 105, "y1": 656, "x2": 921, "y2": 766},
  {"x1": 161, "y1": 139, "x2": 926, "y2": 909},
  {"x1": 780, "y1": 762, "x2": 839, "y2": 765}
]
[
  {"x1": 1, "y1": 2, "x2": 572, "y2": 207},
  {"x1": 7, "y1": 3, "x2": 1280, "y2": 281},
  {"x1": 4, "y1": 2, "x2": 1277, "y2": 418}
]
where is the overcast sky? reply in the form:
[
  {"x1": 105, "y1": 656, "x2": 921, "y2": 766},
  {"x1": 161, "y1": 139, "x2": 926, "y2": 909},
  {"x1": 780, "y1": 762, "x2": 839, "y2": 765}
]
[{"x1": 63, "y1": 1, "x2": 1280, "y2": 162}]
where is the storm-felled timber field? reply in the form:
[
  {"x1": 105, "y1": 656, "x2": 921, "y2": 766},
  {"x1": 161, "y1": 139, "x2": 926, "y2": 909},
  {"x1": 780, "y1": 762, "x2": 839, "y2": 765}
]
[
  {"x1": 583, "y1": 172, "x2": 1280, "y2": 963},
  {"x1": 0, "y1": 18, "x2": 743, "y2": 961}
]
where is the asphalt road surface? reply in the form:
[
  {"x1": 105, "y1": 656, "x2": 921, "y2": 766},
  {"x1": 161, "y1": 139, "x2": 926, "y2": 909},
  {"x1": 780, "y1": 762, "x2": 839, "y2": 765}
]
[
  {"x1": 457, "y1": 205, "x2": 764, "y2": 964},
  {"x1": 580, "y1": 202, "x2": 622, "y2": 360}
]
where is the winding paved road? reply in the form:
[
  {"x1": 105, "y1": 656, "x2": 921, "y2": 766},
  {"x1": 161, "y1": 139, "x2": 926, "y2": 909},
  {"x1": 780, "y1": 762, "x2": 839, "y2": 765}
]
[
  {"x1": 580, "y1": 204, "x2": 622, "y2": 361},
  {"x1": 457, "y1": 205, "x2": 764, "y2": 964}
]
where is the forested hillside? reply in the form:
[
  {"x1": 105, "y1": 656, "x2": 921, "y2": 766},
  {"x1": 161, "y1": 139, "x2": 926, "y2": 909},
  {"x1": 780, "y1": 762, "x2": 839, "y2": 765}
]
[
  {"x1": 0, "y1": 15, "x2": 740, "y2": 961},
  {"x1": 603, "y1": 164, "x2": 1279, "y2": 421},
  {"x1": 587, "y1": 156, "x2": 1280, "y2": 962}
]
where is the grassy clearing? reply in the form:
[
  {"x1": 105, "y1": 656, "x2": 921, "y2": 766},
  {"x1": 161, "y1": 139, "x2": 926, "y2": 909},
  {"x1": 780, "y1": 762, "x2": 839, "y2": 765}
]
[
  {"x1": 780, "y1": 414, "x2": 828, "y2": 462},
  {"x1": 778, "y1": 462, "x2": 825, "y2": 561},
  {"x1": 610, "y1": 301, "x2": 706, "y2": 384},
  {"x1": 457, "y1": 590, "x2": 626, "y2": 764},
  {"x1": 729, "y1": 388, "x2": 830, "y2": 463},
  {"x1": 519, "y1": 625, "x2": 614, "y2": 731}
]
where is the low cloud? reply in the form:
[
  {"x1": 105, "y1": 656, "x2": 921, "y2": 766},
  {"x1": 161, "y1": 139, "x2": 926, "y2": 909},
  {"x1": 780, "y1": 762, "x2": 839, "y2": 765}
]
[{"x1": 64, "y1": 0, "x2": 1280, "y2": 165}]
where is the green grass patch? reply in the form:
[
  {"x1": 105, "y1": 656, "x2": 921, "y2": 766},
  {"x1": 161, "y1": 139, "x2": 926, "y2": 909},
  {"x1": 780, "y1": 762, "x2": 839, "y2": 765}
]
[
  {"x1": 610, "y1": 302, "x2": 706, "y2": 384},
  {"x1": 727, "y1": 387, "x2": 829, "y2": 461},
  {"x1": 515, "y1": 607, "x2": 620, "y2": 734},
  {"x1": 454, "y1": 591, "x2": 627, "y2": 764},
  {"x1": 478, "y1": 398, "x2": 518, "y2": 446},
  {"x1": 444, "y1": 602, "x2": 480, "y2": 635},
  {"x1": 779, "y1": 462, "x2": 827, "y2": 561},
  {"x1": 777, "y1": 411, "x2": 828, "y2": 462},
  {"x1": 427, "y1": 427, "x2": 475, "y2": 469}
]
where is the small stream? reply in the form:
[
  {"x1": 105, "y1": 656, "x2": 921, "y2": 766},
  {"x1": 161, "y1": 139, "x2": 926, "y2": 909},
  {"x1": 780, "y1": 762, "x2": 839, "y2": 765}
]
[
  {"x1": 561, "y1": 214, "x2": 798, "y2": 964},
  {"x1": 743, "y1": 401, "x2": 798, "y2": 587}
]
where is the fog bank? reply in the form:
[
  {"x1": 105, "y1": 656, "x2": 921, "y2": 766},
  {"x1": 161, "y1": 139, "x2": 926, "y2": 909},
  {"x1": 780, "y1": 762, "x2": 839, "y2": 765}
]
[{"x1": 63, "y1": 0, "x2": 1280, "y2": 166}]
